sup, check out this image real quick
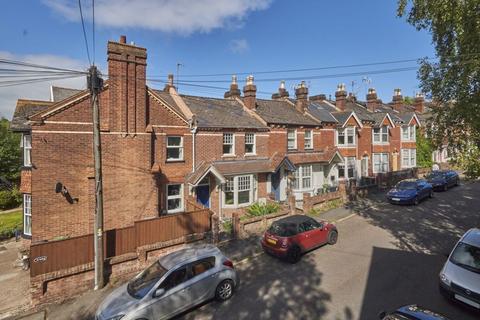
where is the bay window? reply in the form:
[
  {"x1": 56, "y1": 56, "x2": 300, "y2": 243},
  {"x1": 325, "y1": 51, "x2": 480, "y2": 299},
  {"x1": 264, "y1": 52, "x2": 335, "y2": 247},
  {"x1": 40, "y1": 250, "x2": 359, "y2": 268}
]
[
  {"x1": 402, "y1": 149, "x2": 417, "y2": 168},
  {"x1": 373, "y1": 153, "x2": 389, "y2": 173},
  {"x1": 304, "y1": 130, "x2": 313, "y2": 149},
  {"x1": 223, "y1": 133, "x2": 235, "y2": 155},
  {"x1": 166, "y1": 136, "x2": 183, "y2": 161},
  {"x1": 23, "y1": 194, "x2": 31, "y2": 236},
  {"x1": 166, "y1": 184, "x2": 183, "y2": 213},
  {"x1": 373, "y1": 126, "x2": 389, "y2": 144},
  {"x1": 223, "y1": 175, "x2": 256, "y2": 207},
  {"x1": 337, "y1": 127, "x2": 356, "y2": 146},
  {"x1": 402, "y1": 125, "x2": 416, "y2": 141},
  {"x1": 287, "y1": 129, "x2": 297, "y2": 150}
]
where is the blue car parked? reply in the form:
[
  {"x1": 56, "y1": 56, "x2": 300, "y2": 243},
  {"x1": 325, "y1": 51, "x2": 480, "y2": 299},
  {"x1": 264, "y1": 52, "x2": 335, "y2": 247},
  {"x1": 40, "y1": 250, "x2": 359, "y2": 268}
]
[
  {"x1": 379, "y1": 304, "x2": 450, "y2": 319},
  {"x1": 386, "y1": 179, "x2": 433, "y2": 205},
  {"x1": 426, "y1": 170, "x2": 459, "y2": 191}
]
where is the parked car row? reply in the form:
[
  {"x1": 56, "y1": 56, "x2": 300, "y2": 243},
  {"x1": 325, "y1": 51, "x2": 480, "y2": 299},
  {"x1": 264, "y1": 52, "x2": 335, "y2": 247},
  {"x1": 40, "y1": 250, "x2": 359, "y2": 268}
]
[{"x1": 386, "y1": 170, "x2": 459, "y2": 205}]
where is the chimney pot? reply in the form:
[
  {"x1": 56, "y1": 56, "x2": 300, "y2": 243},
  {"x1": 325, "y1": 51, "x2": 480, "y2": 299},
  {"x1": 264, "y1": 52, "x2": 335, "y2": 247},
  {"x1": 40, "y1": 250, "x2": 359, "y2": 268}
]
[
  {"x1": 246, "y1": 75, "x2": 254, "y2": 85},
  {"x1": 280, "y1": 80, "x2": 285, "y2": 90},
  {"x1": 224, "y1": 74, "x2": 241, "y2": 98},
  {"x1": 335, "y1": 83, "x2": 347, "y2": 111},
  {"x1": 120, "y1": 35, "x2": 127, "y2": 43},
  {"x1": 232, "y1": 75, "x2": 237, "y2": 85}
]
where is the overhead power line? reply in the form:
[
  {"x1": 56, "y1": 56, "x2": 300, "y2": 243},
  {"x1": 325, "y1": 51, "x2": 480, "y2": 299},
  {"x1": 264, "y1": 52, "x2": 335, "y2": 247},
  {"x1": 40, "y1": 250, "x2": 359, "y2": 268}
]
[
  {"x1": 78, "y1": 0, "x2": 92, "y2": 65},
  {"x1": 0, "y1": 58, "x2": 86, "y2": 74},
  {"x1": 0, "y1": 74, "x2": 84, "y2": 88}
]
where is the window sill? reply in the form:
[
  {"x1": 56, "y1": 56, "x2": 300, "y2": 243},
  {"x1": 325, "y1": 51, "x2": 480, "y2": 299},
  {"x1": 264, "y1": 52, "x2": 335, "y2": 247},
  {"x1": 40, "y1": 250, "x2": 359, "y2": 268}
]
[
  {"x1": 245, "y1": 153, "x2": 257, "y2": 156},
  {"x1": 337, "y1": 145, "x2": 356, "y2": 148},
  {"x1": 166, "y1": 159, "x2": 185, "y2": 163},
  {"x1": 372, "y1": 143, "x2": 390, "y2": 146},
  {"x1": 166, "y1": 208, "x2": 184, "y2": 214},
  {"x1": 221, "y1": 154, "x2": 236, "y2": 158}
]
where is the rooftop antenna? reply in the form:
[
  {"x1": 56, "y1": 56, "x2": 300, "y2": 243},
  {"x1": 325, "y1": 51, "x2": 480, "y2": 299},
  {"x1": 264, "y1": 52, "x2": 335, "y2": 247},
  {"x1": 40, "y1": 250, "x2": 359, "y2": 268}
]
[
  {"x1": 362, "y1": 77, "x2": 372, "y2": 97},
  {"x1": 176, "y1": 63, "x2": 183, "y2": 92},
  {"x1": 350, "y1": 80, "x2": 357, "y2": 96}
]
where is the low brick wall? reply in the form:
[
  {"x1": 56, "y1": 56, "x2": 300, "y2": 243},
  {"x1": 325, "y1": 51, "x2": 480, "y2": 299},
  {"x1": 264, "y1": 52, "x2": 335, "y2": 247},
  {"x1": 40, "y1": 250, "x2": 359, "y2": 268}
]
[
  {"x1": 232, "y1": 210, "x2": 290, "y2": 239},
  {"x1": 302, "y1": 191, "x2": 344, "y2": 213}
]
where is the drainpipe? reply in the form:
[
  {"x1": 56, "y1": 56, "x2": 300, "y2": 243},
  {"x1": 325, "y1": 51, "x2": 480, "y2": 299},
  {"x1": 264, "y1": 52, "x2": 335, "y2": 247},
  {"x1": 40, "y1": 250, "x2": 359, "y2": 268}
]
[{"x1": 190, "y1": 118, "x2": 197, "y2": 173}]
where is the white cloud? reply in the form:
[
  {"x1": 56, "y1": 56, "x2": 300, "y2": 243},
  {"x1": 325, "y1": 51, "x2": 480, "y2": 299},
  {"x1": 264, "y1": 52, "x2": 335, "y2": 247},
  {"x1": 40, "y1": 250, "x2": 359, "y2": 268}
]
[
  {"x1": 229, "y1": 39, "x2": 249, "y2": 54},
  {"x1": 43, "y1": 0, "x2": 272, "y2": 34},
  {"x1": 0, "y1": 52, "x2": 89, "y2": 119}
]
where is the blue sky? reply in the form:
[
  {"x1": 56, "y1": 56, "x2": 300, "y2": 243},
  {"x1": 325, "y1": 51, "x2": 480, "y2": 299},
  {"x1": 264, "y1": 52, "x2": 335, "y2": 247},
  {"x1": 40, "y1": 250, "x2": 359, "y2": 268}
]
[{"x1": 0, "y1": 0, "x2": 435, "y2": 118}]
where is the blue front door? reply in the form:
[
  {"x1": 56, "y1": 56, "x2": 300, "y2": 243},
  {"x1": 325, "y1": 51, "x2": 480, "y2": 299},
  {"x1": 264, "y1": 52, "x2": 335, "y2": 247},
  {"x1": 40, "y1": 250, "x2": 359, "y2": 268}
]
[
  {"x1": 196, "y1": 185, "x2": 210, "y2": 208},
  {"x1": 271, "y1": 172, "x2": 280, "y2": 201}
]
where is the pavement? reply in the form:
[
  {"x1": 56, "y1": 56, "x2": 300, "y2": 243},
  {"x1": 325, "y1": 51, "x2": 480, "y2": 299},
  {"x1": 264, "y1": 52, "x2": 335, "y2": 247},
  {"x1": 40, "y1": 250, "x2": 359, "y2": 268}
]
[{"x1": 6, "y1": 180, "x2": 480, "y2": 319}]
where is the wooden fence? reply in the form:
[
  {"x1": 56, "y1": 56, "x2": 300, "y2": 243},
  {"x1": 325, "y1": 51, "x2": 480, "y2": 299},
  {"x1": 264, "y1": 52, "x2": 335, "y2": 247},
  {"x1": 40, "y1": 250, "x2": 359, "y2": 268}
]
[{"x1": 30, "y1": 209, "x2": 212, "y2": 277}]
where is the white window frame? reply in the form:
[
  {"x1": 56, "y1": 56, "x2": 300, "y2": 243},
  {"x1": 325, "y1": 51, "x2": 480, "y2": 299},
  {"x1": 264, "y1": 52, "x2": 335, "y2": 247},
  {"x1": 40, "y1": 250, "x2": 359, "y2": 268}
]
[
  {"x1": 166, "y1": 136, "x2": 184, "y2": 161},
  {"x1": 373, "y1": 126, "x2": 389, "y2": 144},
  {"x1": 22, "y1": 134, "x2": 32, "y2": 167},
  {"x1": 287, "y1": 129, "x2": 297, "y2": 150},
  {"x1": 337, "y1": 127, "x2": 356, "y2": 147},
  {"x1": 401, "y1": 125, "x2": 416, "y2": 142},
  {"x1": 23, "y1": 194, "x2": 32, "y2": 236},
  {"x1": 245, "y1": 133, "x2": 256, "y2": 155},
  {"x1": 373, "y1": 153, "x2": 389, "y2": 173},
  {"x1": 223, "y1": 133, "x2": 235, "y2": 156},
  {"x1": 166, "y1": 184, "x2": 184, "y2": 214},
  {"x1": 292, "y1": 165, "x2": 313, "y2": 191},
  {"x1": 304, "y1": 130, "x2": 313, "y2": 149},
  {"x1": 222, "y1": 174, "x2": 256, "y2": 208},
  {"x1": 401, "y1": 149, "x2": 417, "y2": 168}
]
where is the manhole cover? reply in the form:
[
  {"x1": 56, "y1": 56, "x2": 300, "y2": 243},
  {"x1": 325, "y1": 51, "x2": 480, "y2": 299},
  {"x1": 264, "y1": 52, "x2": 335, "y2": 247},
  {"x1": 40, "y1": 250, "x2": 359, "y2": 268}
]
[{"x1": 0, "y1": 246, "x2": 7, "y2": 252}]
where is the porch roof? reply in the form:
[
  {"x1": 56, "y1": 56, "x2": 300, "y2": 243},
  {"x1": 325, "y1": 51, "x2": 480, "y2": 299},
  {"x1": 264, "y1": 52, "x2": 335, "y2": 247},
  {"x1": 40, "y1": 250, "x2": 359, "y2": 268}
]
[
  {"x1": 287, "y1": 148, "x2": 343, "y2": 165},
  {"x1": 187, "y1": 154, "x2": 295, "y2": 186}
]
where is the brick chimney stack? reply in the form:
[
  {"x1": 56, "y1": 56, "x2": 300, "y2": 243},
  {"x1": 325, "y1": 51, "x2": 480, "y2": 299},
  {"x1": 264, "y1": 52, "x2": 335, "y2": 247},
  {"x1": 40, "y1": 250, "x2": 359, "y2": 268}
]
[
  {"x1": 243, "y1": 75, "x2": 257, "y2": 110},
  {"x1": 414, "y1": 92, "x2": 425, "y2": 113},
  {"x1": 366, "y1": 88, "x2": 378, "y2": 112},
  {"x1": 272, "y1": 80, "x2": 289, "y2": 99},
  {"x1": 108, "y1": 35, "x2": 147, "y2": 133},
  {"x1": 392, "y1": 88, "x2": 403, "y2": 112},
  {"x1": 335, "y1": 83, "x2": 347, "y2": 111},
  {"x1": 164, "y1": 74, "x2": 175, "y2": 91},
  {"x1": 224, "y1": 75, "x2": 241, "y2": 98},
  {"x1": 295, "y1": 81, "x2": 308, "y2": 113}
]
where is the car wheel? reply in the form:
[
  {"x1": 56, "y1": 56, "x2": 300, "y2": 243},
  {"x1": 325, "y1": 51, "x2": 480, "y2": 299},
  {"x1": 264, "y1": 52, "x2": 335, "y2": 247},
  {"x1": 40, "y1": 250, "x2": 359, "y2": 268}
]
[
  {"x1": 413, "y1": 197, "x2": 419, "y2": 205},
  {"x1": 215, "y1": 279, "x2": 234, "y2": 302},
  {"x1": 455, "y1": 178, "x2": 459, "y2": 186},
  {"x1": 287, "y1": 246, "x2": 302, "y2": 264},
  {"x1": 328, "y1": 230, "x2": 338, "y2": 245},
  {"x1": 429, "y1": 190, "x2": 434, "y2": 198},
  {"x1": 443, "y1": 184, "x2": 448, "y2": 191}
]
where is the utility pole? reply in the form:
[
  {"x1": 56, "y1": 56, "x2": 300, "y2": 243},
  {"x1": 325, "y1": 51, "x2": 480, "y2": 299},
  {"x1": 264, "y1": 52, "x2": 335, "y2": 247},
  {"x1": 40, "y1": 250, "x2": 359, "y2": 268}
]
[{"x1": 88, "y1": 65, "x2": 104, "y2": 290}]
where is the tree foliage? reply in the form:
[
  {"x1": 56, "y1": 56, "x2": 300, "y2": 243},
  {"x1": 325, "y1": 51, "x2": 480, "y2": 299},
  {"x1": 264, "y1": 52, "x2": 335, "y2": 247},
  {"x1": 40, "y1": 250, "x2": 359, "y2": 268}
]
[
  {"x1": 0, "y1": 118, "x2": 21, "y2": 182},
  {"x1": 416, "y1": 128, "x2": 433, "y2": 168},
  {"x1": 398, "y1": 0, "x2": 480, "y2": 177}
]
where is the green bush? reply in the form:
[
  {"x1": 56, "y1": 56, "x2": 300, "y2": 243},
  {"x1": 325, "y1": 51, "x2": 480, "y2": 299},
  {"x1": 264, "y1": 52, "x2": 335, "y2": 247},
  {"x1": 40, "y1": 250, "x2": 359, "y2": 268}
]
[
  {"x1": 245, "y1": 202, "x2": 280, "y2": 218},
  {"x1": 0, "y1": 210, "x2": 22, "y2": 239},
  {"x1": 0, "y1": 188, "x2": 22, "y2": 210},
  {"x1": 222, "y1": 220, "x2": 233, "y2": 234}
]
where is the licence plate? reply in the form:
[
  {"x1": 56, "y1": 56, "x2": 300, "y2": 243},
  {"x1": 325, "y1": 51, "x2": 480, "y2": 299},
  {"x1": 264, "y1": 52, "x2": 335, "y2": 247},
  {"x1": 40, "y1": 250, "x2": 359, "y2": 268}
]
[
  {"x1": 392, "y1": 198, "x2": 400, "y2": 201},
  {"x1": 267, "y1": 238, "x2": 277, "y2": 245},
  {"x1": 455, "y1": 294, "x2": 480, "y2": 308}
]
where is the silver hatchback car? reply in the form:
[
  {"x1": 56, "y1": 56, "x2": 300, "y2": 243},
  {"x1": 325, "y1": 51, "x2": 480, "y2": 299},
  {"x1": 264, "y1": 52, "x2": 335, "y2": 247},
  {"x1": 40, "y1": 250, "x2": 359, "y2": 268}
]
[
  {"x1": 96, "y1": 245, "x2": 239, "y2": 320},
  {"x1": 439, "y1": 228, "x2": 480, "y2": 310}
]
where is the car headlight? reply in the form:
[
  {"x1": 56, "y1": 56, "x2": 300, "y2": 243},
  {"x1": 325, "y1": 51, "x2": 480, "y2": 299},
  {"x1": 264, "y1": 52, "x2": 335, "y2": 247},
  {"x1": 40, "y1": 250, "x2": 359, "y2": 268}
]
[
  {"x1": 107, "y1": 315, "x2": 125, "y2": 320},
  {"x1": 440, "y1": 273, "x2": 451, "y2": 286}
]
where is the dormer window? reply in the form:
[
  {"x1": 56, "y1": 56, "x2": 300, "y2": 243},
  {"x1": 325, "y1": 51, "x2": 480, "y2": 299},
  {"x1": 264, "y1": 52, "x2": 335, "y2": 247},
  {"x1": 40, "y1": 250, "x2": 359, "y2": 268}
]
[
  {"x1": 373, "y1": 126, "x2": 389, "y2": 144},
  {"x1": 337, "y1": 127, "x2": 356, "y2": 146}
]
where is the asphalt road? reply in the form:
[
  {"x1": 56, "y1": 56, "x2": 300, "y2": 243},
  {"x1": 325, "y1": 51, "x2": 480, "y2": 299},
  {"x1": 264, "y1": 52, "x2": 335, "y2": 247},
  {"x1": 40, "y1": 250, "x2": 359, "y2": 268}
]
[{"x1": 179, "y1": 181, "x2": 480, "y2": 320}]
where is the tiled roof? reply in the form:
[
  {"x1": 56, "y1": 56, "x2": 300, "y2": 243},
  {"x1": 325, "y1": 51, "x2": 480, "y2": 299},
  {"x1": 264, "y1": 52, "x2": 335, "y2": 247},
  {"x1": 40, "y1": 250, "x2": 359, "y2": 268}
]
[
  {"x1": 51, "y1": 86, "x2": 83, "y2": 102},
  {"x1": 331, "y1": 111, "x2": 352, "y2": 125},
  {"x1": 307, "y1": 102, "x2": 338, "y2": 123},
  {"x1": 287, "y1": 148, "x2": 343, "y2": 165},
  {"x1": 10, "y1": 99, "x2": 53, "y2": 131},
  {"x1": 175, "y1": 94, "x2": 267, "y2": 129},
  {"x1": 150, "y1": 89, "x2": 188, "y2": 119},
  {"x1": 255, "y1": 99, "x2": 319, "y2": 126}
]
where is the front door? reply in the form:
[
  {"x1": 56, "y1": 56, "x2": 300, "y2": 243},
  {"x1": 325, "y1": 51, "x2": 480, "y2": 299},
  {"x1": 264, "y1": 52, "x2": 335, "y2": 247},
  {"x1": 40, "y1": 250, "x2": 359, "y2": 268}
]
[
  {"x1": 196, "y1": 185, "x2": 210, "y2": 208},
  {"x1": 271, "y1": 172, "x2": 280, "y2": 201}
]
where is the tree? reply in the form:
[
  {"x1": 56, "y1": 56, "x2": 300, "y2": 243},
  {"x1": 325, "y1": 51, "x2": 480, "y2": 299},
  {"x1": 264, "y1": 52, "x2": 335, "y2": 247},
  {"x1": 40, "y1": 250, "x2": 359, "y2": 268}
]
[
  {"x1": 0, "y1": 118, "x2": 21, "y2": 183},
  {"x1": 398, "y1": 0, "x2": 480, "y2": 177},
  {"x1": 415, "y1": 128, "x2": 433, "y2": 168}
]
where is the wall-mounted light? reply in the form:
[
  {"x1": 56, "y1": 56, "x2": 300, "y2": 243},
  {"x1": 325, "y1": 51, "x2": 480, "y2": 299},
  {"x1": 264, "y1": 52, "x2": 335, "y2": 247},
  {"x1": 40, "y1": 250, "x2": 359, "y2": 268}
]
[{"x1": 55, "y1": 182, "x2": 78, "y2": 204}]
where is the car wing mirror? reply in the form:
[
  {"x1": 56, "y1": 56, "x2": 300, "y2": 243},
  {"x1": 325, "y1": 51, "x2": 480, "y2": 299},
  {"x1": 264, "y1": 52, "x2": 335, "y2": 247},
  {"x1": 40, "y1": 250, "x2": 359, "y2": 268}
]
[{"x1": 153, "y1": 288, "x2": 165, "y2": 298}]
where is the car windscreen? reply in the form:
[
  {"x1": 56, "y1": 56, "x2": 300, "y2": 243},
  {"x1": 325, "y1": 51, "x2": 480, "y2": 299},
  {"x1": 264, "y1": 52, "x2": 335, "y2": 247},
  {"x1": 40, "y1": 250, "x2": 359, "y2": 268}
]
[
  {"x1": 395, "y1": 181, "x2": 417, "y2": 190},
  {"x1": 449, "y1": 242, "x2": 480, "y2": 274},
  {"x1": 426, "y1": 171, "x2": 445, "y2": 179},
  {"x1": 268, "y1": 222, "x2": 297, "y2": 237},
  {"x1": 127, "y1": 261, "x2": 168, "y2": 299}
]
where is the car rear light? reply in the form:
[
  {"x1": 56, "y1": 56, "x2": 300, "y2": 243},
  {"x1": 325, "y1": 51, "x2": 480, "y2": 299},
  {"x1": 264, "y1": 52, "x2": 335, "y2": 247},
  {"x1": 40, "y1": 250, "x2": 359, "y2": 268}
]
[{"x1": 223, "y1": 259, "x2": 234, "y2": 269}]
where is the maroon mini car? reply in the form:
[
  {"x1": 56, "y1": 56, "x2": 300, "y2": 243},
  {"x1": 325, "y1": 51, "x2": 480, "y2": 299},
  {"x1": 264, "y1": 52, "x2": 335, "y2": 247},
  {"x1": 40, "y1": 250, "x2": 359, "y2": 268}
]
[{"x1": 261, "y1": 215, "x2": 338, "y2": 263}]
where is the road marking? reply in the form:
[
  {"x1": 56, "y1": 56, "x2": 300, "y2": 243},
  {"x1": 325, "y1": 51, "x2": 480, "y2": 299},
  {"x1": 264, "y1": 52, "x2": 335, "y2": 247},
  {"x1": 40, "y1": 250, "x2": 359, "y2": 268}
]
[{"x1": 334, "y1": 213, "x2": 356, "y2": 223}]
